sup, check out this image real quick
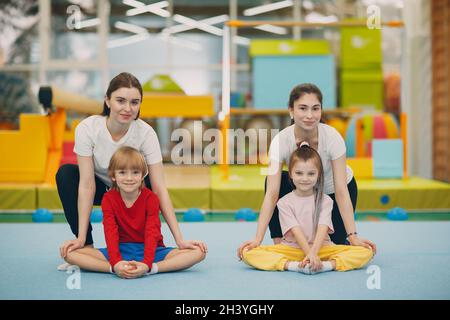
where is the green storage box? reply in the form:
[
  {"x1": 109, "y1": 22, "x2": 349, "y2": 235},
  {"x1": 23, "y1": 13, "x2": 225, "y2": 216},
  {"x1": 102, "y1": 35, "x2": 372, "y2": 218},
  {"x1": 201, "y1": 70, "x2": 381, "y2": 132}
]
[
  {"x1": 340, "y1": 70, "x2": 384, "y2": 110},
  {"x1": 250, "y1": 39, "x2": 330, "y2": 56},
  {"x1": 340, "y1": 21, "x2": 382, "y2": 69}
]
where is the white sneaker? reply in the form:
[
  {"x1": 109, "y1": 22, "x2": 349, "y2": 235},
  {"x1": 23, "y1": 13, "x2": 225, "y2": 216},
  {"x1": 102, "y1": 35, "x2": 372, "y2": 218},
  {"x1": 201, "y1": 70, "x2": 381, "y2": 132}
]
[{"x1": 57, "y1": 262, "x2": 72, "y2": 271}]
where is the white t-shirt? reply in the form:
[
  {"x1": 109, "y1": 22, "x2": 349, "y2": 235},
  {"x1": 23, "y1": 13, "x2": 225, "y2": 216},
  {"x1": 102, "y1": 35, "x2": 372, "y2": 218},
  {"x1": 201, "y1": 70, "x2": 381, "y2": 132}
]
[
  {"x1": 74, "y1": 115, "x2": 163, "y2": 186},
  {"x1": 278, "y1": 192, "x2": 335, "y2": 248},
  {"x1": 268, "y1": 123, "x2": 353, "y2": 195}
]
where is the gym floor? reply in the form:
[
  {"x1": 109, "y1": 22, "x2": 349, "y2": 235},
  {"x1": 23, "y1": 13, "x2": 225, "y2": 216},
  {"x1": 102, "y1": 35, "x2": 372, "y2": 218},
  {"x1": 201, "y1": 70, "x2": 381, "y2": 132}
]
[{"x1": 1, "y1": 221, "x2": 449, "y2": 300}]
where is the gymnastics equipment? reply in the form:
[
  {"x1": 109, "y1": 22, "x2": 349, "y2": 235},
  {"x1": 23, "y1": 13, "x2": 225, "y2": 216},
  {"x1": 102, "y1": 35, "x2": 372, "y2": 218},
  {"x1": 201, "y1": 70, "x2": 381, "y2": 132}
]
[
  {"x1": 32, "y1": 208, "x2": 53, "y2": 223},
  {"x1": 90, "y1": 208, "x2": 103, "y2": 223},
  {"x1": 372, "y1": 139, "x2": 403, "y2": 178},
  {"x1": 183, "y1": 208, "x2": 205, "y2": 222},
  {"x1": 0, "y1": 82, "x2": 214, "y2": 185},
  {"x1": 345, "y1": 112, "x2": 400, "y2": 158},
  {"x1": 235, "y1": 208, "x2": 257, "y2": 222},
  {"x1": 250, "y1": 39, "x2": 336, "y2": 110},
  {"x1": 219, "y1": 19, "x2": 404, "y2": 181},
  {"x1": 380, "y1": 195, "x2": 390, "y2": 205},
  {"x1": 387, "y1": 207, "x2": 409, "y2": 221},
  {"x1": 326, "y1": 118, "x2": 348, "y2": 138}
]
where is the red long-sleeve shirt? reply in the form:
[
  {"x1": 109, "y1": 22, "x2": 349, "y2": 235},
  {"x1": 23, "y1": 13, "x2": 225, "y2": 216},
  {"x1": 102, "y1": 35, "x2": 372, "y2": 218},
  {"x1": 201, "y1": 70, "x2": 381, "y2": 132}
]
[{"x1": 101, "y1": 187, "x2": 165, "y2": 270}]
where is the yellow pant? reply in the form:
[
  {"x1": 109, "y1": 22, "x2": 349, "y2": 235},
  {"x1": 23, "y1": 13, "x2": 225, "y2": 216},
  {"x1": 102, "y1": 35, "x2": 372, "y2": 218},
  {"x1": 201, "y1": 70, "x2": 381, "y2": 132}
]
[{"x1": 242, "y1": 244, "x2": 373, "y2": 272}]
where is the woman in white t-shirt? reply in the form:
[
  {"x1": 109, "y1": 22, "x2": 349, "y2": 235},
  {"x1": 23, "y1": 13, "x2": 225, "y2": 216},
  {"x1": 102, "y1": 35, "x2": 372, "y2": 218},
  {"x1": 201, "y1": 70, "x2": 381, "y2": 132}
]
[
  {"x1": 56, "y1": 72, "x2": 207, "y2": 268},
  {"x1": 238, "y1": 83, "x2": 376, "y2": 259}
]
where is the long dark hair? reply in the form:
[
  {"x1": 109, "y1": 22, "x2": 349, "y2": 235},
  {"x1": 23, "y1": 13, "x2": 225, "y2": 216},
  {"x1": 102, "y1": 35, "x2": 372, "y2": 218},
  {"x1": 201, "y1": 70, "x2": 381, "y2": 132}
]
[
  {"x1": 102, "y1": 72, "x2": 143, "y2": 119},
  {"x1": 288, "y1": 83, "x2": 323, "y2": 125},
  {"x1": 288, "y1": 143, "x2": 325, "y2": 235}
]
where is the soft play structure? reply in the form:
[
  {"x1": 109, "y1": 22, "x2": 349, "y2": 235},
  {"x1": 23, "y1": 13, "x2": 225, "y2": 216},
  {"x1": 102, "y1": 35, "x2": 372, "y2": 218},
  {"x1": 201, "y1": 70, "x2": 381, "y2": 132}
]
[{"x1": 0, "y1": 80, "x2": 214, "y2": 212}]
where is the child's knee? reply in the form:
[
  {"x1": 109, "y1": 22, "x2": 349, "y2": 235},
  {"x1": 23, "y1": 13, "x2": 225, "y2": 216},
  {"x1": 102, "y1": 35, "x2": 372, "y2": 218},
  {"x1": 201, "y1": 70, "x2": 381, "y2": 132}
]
[
  {"x1": 195, "y1": 247, "x2": 207, "y2": 261},
  {"x1": 363, "y1": 247, "x2": 375, "y2": 260},
  {"x1": 241, "y1": 248, "x2": 255, "y2": 264},
  {"x1": 188, "y1": 247, "x2": 206, "y2": 262}
]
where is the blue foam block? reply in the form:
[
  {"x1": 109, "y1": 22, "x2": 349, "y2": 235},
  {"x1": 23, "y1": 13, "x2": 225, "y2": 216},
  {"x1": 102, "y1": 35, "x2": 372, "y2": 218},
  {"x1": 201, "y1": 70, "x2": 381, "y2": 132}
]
[{"x1": 372, "y1": 139, "x2": 403, "y2": 178}]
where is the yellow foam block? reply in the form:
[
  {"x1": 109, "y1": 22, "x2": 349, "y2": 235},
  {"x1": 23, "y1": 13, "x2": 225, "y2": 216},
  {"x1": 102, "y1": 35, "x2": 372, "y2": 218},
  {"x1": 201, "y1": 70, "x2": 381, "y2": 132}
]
[
  {"x1": 0, "y1": 114, "x2": 50, "y2": 182},
  {"x1": 210, "y1": 165, "x2": 266, "y2": 211},
  {"x1": 37, "y1": 184, "x2": 63, "y2": 210},
  {"x1": 0, "y1": 184, "x2": 37, "y2": 210},
  {"x1": 356, "y1": 177, "x2": 450, "y2": 211},
  {"x1": 164, "y1": 165, "x2": 211, "y2": 210},
  {"x1": 63, "y1": 119, "x2": 82, "y2": 142},
  {"x1": 347, "y1": 158, "x2": 373, "y2": 179},
  {"x1": 140, "y1": 94, "x2": 215, "y2": 118}
]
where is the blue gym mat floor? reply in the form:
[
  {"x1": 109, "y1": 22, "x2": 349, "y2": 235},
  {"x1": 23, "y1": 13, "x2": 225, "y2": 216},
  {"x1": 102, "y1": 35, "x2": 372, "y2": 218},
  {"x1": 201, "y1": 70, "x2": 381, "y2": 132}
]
[{"x1": 1, "y1": 221, "x2": 449, "y2": 300}]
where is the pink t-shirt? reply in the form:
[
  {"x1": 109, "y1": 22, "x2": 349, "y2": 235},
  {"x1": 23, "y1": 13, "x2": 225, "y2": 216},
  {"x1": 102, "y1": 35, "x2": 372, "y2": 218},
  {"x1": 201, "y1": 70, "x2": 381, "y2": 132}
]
[{"x1": 278, "y1": 192, "x2": 335, "y2": 248}]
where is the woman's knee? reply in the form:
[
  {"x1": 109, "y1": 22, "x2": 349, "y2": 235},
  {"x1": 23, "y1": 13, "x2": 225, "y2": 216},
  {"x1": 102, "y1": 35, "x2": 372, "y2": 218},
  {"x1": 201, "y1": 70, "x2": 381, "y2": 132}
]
[{"x1": 64, "y1": 250, "x2": 78, "y2": 264}]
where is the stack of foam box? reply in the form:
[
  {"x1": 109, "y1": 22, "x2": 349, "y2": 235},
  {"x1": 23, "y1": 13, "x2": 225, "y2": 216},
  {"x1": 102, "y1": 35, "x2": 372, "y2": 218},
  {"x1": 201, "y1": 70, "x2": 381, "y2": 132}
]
[
  {"x1": 251, "y1": 39, "x2": 336, "y2": 110},
  {"x1": 340, "y1": 21, "x2": 384, "y2": 110}
]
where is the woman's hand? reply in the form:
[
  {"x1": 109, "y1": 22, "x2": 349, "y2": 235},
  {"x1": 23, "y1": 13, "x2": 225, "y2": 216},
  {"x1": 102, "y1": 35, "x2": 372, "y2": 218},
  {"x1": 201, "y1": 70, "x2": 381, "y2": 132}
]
[
  {"x1": 348, "y1": 236, "x2": 377, "y2": 254},
  {"x1": 237, "y1": 238, "x2": 261, "y2": 260},
  {"x1": 301, "y1": 252, "x2": 323, "y2": 272},
  {"x1": 59, "y1": 238, "x2": 85, "y2": 258},
  {"x1": 177, "y1": 239, "x2": 208, "y2": 253}
]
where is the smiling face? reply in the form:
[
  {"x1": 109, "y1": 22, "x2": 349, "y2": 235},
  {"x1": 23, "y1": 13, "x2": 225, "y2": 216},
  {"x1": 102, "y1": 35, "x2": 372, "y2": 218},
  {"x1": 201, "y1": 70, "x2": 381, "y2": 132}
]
[
  {"x1": 105, "y1": 87, "x2": 141, "y2": 125},
  {"x1": 289, "y1": 93, "x2": 322, "y2": 131},
  {"x1": 112, "y1": 168, "x2": 144, "y2": 194},
  {"x1": 289, "y1": 159, "x2": 319, "y2": 196}
]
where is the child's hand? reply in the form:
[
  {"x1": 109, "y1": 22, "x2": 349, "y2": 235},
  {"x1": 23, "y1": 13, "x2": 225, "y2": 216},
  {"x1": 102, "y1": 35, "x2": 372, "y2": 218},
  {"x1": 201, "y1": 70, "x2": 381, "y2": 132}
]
[
  {"x1": 238, "y1": 238, "x2": 261, "y2": 260},
  {"x1": 114, "y1": 261, "x2": 140, "y2": 279},
  {"x1": 301, "y1": 253, "x2": 323, "y2": 272},
  {"x1": 177, "y1": 239, "x2": 208, "y2": 253},
  {"x1": 125, "y1": 261, "x2": 149, "y2": 278}
]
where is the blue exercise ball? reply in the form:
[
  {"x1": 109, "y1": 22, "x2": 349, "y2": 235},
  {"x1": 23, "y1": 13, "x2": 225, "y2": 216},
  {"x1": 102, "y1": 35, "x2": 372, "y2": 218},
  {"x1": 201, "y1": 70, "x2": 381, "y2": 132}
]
[
  {"x1": 235, "y1": 208, "x2": 257, "y2": 222},
  {"x1": 90, "y1": 208, "x2": 103, "y2": 223},
  {"x1": 387, "y1": 207, "x2": 408, "y2": 221},
  {"x1": 380, "y1": 195, "x2": 390, "y2": 205},
  {"x1": 32, "y1": 208, "x2": 53, "y2": 223},
  {"x1": 183, "y1": 208, "x2": 205, "y2": 222}
]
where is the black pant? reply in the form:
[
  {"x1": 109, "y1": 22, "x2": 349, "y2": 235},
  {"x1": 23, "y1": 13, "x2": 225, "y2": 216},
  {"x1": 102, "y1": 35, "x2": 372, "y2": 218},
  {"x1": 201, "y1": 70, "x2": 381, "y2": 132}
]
[
  {"x1": 56, "y1": 164, "x2": 151, "y2": 245},
  {"x1": 266, "y1": 171, "x2": 358, "y2": 245}
]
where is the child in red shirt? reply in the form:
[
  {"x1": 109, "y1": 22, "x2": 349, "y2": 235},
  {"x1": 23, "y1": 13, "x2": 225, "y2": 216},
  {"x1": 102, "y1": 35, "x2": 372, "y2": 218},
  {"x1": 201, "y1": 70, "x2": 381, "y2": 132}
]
[{"x1": 64, "y1": 146, "x2": 206, "y2": 279}]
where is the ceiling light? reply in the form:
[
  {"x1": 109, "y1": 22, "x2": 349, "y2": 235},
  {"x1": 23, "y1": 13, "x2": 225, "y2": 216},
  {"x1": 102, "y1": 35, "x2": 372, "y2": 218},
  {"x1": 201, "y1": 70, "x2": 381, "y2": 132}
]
[
  {"x1": 123, "y1": 0, "x2": 170, "y2": 18},
  {"x1": 243, "y1": 0, "x2": 293, "y2": 16},
  {"x1": 114, "y1": 21, "x2": 147, "y2": 34},
  {"x1": 173, "y1": 14, "x2": 223, "y2": 36},
  {"x1": 254, "y1": 24, "x2": 288, "y2": 35},
  {"x1": 162, "y1": 14, "x2": 229, "y2": 35},
  {"x1": 108, "y1": 33, "x2": 149, "y2": 48}
]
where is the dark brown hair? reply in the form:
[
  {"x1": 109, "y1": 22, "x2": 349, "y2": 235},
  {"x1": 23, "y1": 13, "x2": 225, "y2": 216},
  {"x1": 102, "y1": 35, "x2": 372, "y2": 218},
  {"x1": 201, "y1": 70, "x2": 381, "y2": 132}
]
[
  {"x1": 288, "y1": 83, "x2": 323, "y2": 125},
  {"x1": 102, "y1": 72, "x2": 143, "y2": 119}
]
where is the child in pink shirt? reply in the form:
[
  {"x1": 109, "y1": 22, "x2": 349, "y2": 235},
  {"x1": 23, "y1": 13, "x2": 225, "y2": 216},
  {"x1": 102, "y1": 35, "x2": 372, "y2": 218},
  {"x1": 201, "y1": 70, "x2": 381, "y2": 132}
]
[{"x1": 242, "y1": 142, "x2": 373, "y2": 274}]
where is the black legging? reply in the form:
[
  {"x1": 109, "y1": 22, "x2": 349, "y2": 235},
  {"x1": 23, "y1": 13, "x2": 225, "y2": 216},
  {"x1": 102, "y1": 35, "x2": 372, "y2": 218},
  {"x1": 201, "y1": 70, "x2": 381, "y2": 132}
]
[
  {"x1": 56, "y1": 164, "x2": 151, "y2": 245},
  {"x1": 266, "y1": 171, "x2": 358, "y2": 245}
]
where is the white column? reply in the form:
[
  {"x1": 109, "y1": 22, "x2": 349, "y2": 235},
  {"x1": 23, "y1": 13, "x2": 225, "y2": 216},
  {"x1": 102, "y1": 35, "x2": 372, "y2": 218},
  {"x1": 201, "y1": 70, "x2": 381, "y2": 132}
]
[
  {"x1": 38, "y1": 0, "x2": 50, "y2": 85},
  {"x1": 98, "y1": 0, "x2": 110, "y2": 91},
  {"x1": 293, "y1": 0, "x2": 301, "y2": 39},
  {"x1": 401, "y1": 0, "x2": 432, "y2": 178},
  {"x1": 230, "y1": 0, "x2": 238, "y2": 91}
]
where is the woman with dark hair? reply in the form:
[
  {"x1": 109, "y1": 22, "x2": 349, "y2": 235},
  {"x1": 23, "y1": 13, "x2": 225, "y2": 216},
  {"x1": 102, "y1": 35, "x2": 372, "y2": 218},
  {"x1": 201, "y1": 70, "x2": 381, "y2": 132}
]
[
  {"x1": 56, "y1": 72, "x2": 207, "y2": 270},
  {"x1": 238, "y1": 83, "x2": 376, "y2": 259}
]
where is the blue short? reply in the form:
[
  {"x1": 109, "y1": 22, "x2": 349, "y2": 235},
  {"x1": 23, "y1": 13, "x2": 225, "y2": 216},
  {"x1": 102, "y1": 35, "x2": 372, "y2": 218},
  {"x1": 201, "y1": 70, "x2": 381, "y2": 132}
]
[{"x1": 99, "y1": 243, "x2": 174, "y2": 263}]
